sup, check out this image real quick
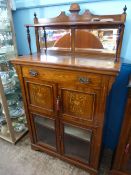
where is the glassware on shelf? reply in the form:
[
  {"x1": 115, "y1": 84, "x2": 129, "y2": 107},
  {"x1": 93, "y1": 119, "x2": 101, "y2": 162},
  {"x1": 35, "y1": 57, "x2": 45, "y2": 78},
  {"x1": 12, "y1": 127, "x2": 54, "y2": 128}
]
[
  {"x1": 0, "y1": 53, "x2": 28, "y2": 143},
  {"x1": 0, "y1": 0, "x2": 16, "y2": 57},
  {"x1": 0, "y1": 0, "x2": 27, "y2": 143},
  {"x1": 9, "y1": 105, "x2": 25, "y2": 119},
  {"x1": 12, "y1": 122, "x2": 27, "y2": 133}
]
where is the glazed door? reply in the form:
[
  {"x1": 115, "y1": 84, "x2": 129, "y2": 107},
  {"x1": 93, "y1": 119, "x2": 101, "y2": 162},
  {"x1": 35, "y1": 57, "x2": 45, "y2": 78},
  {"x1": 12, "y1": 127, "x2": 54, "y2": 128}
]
[
  {"x1": 62, "y1": 122, "x2": 92, "y2": 163},
  {"x1": 31, "y1": 113, "x2": 58, "y2": 151},
  {"x1": 24, "y1": 78, "x2": 57, "y2": 117}
]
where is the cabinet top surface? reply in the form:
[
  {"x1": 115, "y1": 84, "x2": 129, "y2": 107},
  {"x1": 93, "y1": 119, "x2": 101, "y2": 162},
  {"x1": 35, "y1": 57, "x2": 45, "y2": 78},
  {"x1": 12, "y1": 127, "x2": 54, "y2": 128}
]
[{"x1": 12, "y1": 52, "x2": 120, "y2": 75}]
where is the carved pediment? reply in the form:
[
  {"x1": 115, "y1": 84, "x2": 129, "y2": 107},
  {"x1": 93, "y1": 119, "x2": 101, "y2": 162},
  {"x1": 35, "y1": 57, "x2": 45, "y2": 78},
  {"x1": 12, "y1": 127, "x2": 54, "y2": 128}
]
[{"x1": 34, "y1": 3, "x2": 126, "y2": 25}]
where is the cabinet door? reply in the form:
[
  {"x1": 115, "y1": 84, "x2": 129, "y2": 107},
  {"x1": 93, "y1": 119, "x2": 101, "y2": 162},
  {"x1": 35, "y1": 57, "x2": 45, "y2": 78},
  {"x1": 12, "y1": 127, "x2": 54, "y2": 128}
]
[
  {"x1": 60, "y1": 122, "x2": 92, "y2": 164},
  {"x1": 24, "y1": 79, "x2": 57, "y2": 116},
  {"x1": 31, "y1": 113, "x2": 58, "y2": 151},
  {"x1": 59, "y1": 87, "x2": 101, "y2": 126}
]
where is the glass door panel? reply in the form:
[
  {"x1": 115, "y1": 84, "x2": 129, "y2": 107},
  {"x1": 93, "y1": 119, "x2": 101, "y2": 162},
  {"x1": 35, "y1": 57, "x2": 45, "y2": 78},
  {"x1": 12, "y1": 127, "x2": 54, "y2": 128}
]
[
  {"x1": 63, "y1": 123, "x2": 92, "y2": 163},
  {"x1": 33, "y1": 114, "x2": 56, "y2": 150}
]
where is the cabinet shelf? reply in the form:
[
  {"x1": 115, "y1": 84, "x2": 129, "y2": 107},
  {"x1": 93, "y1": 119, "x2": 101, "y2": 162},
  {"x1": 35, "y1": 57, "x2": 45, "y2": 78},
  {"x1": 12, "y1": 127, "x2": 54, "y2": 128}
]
[
  {"x1": 0, "y1": 126, "x2": 28, "y2": 144},
  {"x1": 34, "y1": 115, "x2": 55, "y2": 130},
  {"x1": 0, "y1": 28, "x2": 12, "y2": 32},
  {"x1": 65, "y1": 125, "x2": 91, "y2": 142},
  {"x1": 0, "y1": 4, "x2": 6, "y2": 7}
]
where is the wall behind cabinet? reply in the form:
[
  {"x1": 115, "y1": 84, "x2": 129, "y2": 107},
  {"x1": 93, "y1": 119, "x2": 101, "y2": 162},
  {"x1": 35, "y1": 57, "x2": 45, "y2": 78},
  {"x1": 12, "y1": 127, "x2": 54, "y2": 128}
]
[{"x1": 12, "y1": 0, "x2": 131, "y2": 150}]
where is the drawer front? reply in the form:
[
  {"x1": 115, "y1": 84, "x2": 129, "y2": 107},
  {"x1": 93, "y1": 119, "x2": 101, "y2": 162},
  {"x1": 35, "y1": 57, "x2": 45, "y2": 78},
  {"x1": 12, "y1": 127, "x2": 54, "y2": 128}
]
[{"x1": 22, "y1": 66, "x2": 102, "y2": 88}]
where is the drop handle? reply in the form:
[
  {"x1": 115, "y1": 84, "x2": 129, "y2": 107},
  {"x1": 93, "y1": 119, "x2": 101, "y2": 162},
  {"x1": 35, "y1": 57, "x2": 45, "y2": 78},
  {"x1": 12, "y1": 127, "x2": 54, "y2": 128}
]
[
  {"x1": 125, "y1": 143, "x2": 130, "y2": 154},
  {"x1": 79, "y1": 77, "x2": 91, "y2": 84},
  {"x1": 29, "y1": 70, "x2": 38, "y2": 77},
  {"x1": 56, "y1": 96, "x2": 60, "y2": 111}
]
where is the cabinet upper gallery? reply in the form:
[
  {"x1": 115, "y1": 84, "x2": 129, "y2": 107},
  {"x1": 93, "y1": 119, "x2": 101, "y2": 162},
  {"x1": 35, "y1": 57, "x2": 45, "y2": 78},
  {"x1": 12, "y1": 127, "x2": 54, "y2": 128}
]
[{"x1": 11, "y1": 3, "x2": 127, "y2": 175}]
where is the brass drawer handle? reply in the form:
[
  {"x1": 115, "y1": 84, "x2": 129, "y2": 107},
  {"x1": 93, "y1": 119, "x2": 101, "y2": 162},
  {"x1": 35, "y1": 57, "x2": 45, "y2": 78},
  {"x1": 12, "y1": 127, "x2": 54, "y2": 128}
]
[
  {"x1": 29, "y1": 70, "x2": 38, "y2": 77},
  {"x1": 79, "y1": 77, "x2": 91, "y2": 84}
]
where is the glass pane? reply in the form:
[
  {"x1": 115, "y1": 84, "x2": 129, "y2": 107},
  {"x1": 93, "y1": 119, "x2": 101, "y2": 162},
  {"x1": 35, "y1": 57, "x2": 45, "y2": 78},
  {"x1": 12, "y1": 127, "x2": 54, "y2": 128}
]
[
  {"x1": 39, "y1": 29, "x2": 71, "y2": 51},
  {"x1": 34, "y1": 115, "x2": 56, "y2": 149},
  {"x1": 64, "y1": 124, "x2": 92, "y2": 163},
  {"x1": 75, "y1": 29, "x2": 118, "y2": 54}
]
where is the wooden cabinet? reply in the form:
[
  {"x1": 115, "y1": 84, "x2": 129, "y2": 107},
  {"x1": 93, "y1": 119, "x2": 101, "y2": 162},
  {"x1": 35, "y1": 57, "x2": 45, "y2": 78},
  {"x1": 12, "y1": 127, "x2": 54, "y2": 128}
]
[
  {"x1": 110, "y1": 76, "x2": 131, "y2": 175},
  {"x1": 12, "y1": 3, "x2": 126, "y2": 175},
  {"x1": 13, "y1": 63, "x2": 118, "y2": 174}
]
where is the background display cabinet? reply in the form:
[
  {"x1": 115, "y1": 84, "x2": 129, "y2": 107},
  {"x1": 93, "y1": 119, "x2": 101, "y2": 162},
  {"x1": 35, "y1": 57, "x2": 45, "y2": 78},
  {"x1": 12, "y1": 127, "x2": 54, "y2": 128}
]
[
  {"x1": 0, "y1": 1, "x2": 27, "y2": 143},
  {"x1": 0, "y1": 54, "x2": 28, "y2": 143},
  {"x1": 12, "y1": 3, "x2": 126, "y2": 174},
  {"x1": 0, "y1": 0, "x2": 17, "y2": 57}
]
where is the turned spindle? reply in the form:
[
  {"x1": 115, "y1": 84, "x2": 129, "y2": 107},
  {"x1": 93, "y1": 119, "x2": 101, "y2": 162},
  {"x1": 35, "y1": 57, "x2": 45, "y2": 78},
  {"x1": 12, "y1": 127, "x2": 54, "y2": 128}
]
[{"x1": 26, "y1": 26, "x2": 32, "y2": 55}]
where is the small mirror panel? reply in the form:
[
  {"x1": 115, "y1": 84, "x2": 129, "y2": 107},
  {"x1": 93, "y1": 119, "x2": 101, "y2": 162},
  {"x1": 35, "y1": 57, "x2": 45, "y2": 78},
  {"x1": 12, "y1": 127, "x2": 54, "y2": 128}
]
[
  {"x1": 39, "y1": 29, "x2": 71, "y2": 51},
  {"x1": 75, "y1": 29, "x2": 118, "y2": 54}
]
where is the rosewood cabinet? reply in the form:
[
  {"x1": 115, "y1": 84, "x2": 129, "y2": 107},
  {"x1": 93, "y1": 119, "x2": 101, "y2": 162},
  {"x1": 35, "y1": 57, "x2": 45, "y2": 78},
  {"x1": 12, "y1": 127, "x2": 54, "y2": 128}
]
[
  {"x1": 110, "y1": 76, "x2": 131, "y2": 175},
  {"x1": 12, "y1": 3, "x2": 126, "y2": 175}
]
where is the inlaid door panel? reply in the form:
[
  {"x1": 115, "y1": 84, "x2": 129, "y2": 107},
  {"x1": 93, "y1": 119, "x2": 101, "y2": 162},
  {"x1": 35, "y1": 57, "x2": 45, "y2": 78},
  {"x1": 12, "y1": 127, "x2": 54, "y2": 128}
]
[
  {"x1": 59, "y1": 87, "x2": 101, "y2": 126},
  {"x1": 24, "y1": 78, "x2": 57, "y2": 116}
]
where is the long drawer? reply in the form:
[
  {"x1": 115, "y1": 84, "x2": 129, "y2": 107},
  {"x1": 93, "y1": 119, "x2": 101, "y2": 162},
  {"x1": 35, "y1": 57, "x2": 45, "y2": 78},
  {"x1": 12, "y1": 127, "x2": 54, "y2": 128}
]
[{"x1": 22, "y1": 66, "x2": 102, "y2": 88}]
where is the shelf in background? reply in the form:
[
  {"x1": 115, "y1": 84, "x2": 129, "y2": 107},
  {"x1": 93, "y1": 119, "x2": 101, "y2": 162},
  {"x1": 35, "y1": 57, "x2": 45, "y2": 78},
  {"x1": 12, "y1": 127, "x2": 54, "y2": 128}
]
[
  {"x1": 14, "y1": 128, "x2": 28, "y2": 143},
  {"x1": 0, "y1": 127, "x2": 28, "y2": 144},
  {"x1": 0, "y1": 132, "x2": 12, "y2": 143},
  {"x1": 0, "y1": 28, "x2": 12, "y2": 32}
]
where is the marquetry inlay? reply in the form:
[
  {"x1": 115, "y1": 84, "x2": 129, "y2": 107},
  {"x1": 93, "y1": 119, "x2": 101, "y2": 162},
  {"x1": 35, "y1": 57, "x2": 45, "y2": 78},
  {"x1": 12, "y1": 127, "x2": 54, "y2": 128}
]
[
  {"x1": 28, "y1": 82, "x2": 54, "y2": 110},
  {"x1": 62, "y1": 89, "x2": 95, "y2": 121}
]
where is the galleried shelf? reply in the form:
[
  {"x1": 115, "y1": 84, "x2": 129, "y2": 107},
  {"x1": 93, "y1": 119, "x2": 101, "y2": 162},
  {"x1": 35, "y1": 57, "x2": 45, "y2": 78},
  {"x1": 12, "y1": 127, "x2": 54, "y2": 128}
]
[{"x1": 11, "y1": 3, "x2": 126, "y2": 174}]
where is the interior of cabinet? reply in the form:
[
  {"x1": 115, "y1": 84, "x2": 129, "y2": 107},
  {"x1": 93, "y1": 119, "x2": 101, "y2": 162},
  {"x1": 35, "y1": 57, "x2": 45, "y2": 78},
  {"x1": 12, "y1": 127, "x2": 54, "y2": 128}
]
[
  {"x1": 63, "y1": 123, "x2": 92, "y2": 164},
  {"x1": 33, "y1": 114, "x2": 56, "y2": 149}
]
